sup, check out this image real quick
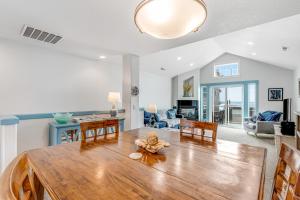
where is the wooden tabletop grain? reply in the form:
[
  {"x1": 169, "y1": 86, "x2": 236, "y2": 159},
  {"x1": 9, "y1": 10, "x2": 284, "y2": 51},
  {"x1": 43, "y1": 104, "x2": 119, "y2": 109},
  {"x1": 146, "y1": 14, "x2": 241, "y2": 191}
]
[{"x1": 27, "y1": 128, "x2": 266, "y2": 200}]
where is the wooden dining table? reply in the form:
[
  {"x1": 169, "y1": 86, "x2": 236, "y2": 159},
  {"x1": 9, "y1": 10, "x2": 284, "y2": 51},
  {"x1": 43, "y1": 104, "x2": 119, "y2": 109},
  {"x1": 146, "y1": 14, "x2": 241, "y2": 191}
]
[{"x1": 26, "y1": 128, "x2": 266, "y2": 200}]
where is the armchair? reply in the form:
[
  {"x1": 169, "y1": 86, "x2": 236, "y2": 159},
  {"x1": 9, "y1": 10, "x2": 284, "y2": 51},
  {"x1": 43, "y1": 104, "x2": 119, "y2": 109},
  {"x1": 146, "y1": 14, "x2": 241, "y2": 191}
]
[{"x1": 243, "y1": 111, "x2": 282, "y2": 135}]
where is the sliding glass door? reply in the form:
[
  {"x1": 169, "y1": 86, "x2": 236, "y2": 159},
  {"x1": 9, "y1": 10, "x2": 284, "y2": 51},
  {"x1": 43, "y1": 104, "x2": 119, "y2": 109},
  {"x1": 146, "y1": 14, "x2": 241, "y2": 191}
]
[
  {"x1": 227, "y1": 86, "x2": 243, "y2": 126},
  {"x1": 200, "y1": 81, "x2": 258, "y2": 128},
  {"x1": 212, "y1": 87, "x2": 226, "y2": 125},
  {"x1": 212, "y1": 86, "x2": 243, "y2": 127}
]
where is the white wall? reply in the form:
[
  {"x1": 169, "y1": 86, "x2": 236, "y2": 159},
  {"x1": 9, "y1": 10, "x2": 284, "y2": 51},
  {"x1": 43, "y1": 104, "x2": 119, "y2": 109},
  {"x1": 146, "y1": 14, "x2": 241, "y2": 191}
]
[
  {"x1": 139, "y1": 71, "x2": 171, "y2": 109},
  {"x1": 294, "y1": 67, "x2": 300, "y2": 112},
  {"x1": 0, "y1": 38, "x2": 123, "y2": 115},
  {"x1": 200, "y1": 53, "x2": 294, "y2": 113}
]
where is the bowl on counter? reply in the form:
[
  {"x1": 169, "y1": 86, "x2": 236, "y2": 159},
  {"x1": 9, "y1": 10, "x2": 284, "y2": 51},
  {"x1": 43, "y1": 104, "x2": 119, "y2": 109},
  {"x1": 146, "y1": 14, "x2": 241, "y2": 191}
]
[{"x1": 53, "y1": 113, "x2": 73, "y2": 124}]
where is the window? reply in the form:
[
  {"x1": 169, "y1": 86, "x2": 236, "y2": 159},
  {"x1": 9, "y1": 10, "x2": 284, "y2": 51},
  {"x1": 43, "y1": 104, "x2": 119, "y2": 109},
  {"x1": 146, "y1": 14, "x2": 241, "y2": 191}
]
[{"x1": 214, "y1": 63, "x2": 239, "y2": 77}]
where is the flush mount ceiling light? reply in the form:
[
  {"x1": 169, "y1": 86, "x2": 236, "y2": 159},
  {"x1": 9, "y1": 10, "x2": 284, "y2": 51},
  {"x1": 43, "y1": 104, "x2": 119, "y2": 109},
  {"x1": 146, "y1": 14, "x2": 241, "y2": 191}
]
[
  {"x1": 134, "y1": 0, "x2": 207, "y2": 39},
  {"x1": 247, "y1": 41, "x2": 254, "y2": 46}
]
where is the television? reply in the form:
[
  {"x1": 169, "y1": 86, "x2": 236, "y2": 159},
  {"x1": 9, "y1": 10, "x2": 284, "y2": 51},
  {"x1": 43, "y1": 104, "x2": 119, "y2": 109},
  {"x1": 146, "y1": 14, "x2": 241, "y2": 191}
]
[{"x1": 283, "y1": 98, "x2": 292, "y2": 121}]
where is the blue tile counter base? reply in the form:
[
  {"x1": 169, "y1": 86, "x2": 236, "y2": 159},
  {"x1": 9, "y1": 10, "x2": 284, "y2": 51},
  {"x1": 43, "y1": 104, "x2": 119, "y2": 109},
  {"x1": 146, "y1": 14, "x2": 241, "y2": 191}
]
[{"x1": 0, "y1": 116, "x2": 19, "y2": 125}]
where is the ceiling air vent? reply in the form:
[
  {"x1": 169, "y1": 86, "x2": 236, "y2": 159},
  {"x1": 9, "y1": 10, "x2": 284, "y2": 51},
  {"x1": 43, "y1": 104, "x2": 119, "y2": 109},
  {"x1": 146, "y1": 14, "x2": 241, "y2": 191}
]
[{"x1": 21, "y1": 25, "x2": 63, "y2": 44}]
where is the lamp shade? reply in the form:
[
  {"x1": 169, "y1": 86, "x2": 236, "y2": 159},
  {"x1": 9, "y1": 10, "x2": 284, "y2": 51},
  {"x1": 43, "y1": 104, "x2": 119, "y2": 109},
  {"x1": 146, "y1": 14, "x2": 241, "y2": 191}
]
[
  {"x1": 147, "y1": 104, "x2": 157, "y2": 113},
  {"x1": 134, "y1": 0, "x2": 207, "y2": 39},
  {"x1": 107, "y1": 92, "x2": 121, "y2": 103}
]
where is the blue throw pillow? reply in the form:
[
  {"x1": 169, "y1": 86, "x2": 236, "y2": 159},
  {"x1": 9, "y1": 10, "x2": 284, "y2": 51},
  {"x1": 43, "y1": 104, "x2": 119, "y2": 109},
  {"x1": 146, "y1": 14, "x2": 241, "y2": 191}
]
[
  {"x1": 154, "y1": 113, "x2": 160, "y2": 122},
  {"x1": 167, "y1": 109, "x2": 176, "y2": 119},
  {"x1": 272, "y1": 112, "x2": 282, "y2": 121},
  {"x1": 257, "y1": 113, "x2": 265, "y2": 121},
  {"x1": 265, "y1": 112, "x2": 282, "y2": 121},
  {"x1": 259, "y1": 111, "x2": 282, "y2": 121},
  {"x1": 144, "y1": 111, "x2": 151, "y2": 118},
  {"x1": 261, "y1": 111, "x2": 273, "y2": 120}
]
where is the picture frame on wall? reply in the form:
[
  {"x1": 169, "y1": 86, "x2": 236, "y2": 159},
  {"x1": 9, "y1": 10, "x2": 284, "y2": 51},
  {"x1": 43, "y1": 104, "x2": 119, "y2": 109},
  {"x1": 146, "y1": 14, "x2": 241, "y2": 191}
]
[
  {"x1": 268, "y1": 88, "x2": 283, "y2": 101},
  {"x1": 183, "y1": 76, "x2": 194, "y2": 97}
]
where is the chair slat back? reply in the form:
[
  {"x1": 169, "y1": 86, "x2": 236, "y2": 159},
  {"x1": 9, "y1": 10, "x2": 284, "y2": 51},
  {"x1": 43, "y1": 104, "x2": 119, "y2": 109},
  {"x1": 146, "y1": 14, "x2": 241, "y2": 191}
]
[
  {"x1": 0, "y1": 153, "x2": 44, "y2": 200},
  {"x1": 272, "y1": 143, "x2": 300, "y2": 200},
  {"x1": 80, "y1": 119, "x2": 120, "y2": 143},
  {"x1": 103, "y1": 119, "x2": 119, "y2": 138},
  {"x1": 180, "y1": 119, "x2": 218, "y2": 141},
  {"x1": 80, "y1": 121, "x2": 105, "y2": 143}
]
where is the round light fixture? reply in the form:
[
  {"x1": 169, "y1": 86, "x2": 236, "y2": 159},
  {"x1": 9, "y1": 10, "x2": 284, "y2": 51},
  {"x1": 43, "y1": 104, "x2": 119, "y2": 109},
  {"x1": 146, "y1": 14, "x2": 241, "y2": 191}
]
[
  {"x1": 134, "y1": 0, "x2": 207, "y2": 39},
  {"x1": 247, "y1": 41, "x2": 254, "y2": 46}
]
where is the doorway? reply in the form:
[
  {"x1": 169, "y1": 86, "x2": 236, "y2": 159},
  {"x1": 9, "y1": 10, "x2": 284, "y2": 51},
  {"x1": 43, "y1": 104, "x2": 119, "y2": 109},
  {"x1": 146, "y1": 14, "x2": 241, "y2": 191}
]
[{"x1": 212, "y1": 85, "x2": 243, "y2": 127}]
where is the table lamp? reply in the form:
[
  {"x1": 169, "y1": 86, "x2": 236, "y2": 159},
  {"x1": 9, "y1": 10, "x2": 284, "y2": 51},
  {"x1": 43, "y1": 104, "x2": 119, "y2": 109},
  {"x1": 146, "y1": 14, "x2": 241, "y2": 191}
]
[
  {"x1": 147, "y1": 104, "x2": 157, "y2": 113},
  {"x1": 107, "y1": 92, "x2": 121, "y2": 117},
  {"x1": 147, "y1": 104, "x2": 157, "y2": 127}
]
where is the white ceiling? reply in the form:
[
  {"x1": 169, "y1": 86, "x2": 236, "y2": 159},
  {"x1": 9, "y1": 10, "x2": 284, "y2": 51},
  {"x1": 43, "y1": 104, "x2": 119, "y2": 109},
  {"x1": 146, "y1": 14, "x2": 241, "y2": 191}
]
[
  {"x1": 141, "y1": 14, "x2": 300, "y2": 77},
  {"x1": 0, "y1": 0, "x2": 300, "y2": 60}
]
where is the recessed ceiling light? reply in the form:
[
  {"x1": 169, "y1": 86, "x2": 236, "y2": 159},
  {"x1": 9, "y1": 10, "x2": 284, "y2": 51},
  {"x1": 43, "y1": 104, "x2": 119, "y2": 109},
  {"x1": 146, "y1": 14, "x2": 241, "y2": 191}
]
[
  {"x1": 190, "y1": 63, "x2": 194, "y2": 66},
  {"x1": 282, "y1": 46, "x2": 288, "y2": 51},
  {"x1": 177, "y1": 57, "x2": 182, "y2": 61},
  {"x1": 247, "y1": 41, "x2": 254, "y2": 46},
  {"x1": 251, "y1": 52, "x2": 257, "y2": 56},
  {"x1": 99, "y1": 55, "x2": 107, "y2": 59}
]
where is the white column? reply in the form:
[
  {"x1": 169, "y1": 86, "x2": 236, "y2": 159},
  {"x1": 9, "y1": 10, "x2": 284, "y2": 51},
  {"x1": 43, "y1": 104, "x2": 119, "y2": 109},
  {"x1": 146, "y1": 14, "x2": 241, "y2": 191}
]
[
  {"x1": 122, "y1": 54, "x2": 140, "y2": 130},
  {"x1": 0, "y1": 116, "x2": 18, "y2": 173}
]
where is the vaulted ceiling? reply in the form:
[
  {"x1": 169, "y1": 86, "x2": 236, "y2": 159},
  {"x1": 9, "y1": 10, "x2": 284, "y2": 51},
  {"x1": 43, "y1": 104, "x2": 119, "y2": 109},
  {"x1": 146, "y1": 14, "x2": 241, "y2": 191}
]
[
  {"x1": 141, "y1": 14, "x2": 300, "y2": 77},
  {"x1": 0, "y1": 0, "x2": 300, "y2": 57},
  {"x1": 0, "y1": 0, "x2": 300, "y2": 77}
]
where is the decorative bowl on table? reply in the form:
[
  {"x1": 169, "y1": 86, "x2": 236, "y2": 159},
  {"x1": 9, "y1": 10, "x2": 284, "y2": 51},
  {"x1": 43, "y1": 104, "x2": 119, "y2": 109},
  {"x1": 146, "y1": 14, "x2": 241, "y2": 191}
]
[{"x1": 53, "y1": 113, "x2": 73, "y2": 124}]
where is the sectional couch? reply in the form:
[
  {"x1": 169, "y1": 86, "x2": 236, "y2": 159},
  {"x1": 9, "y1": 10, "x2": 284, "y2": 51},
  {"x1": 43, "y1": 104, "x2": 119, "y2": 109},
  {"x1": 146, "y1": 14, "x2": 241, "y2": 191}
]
[{"x1": 144, "y1": 109, "x2": 183, "y2": 129}]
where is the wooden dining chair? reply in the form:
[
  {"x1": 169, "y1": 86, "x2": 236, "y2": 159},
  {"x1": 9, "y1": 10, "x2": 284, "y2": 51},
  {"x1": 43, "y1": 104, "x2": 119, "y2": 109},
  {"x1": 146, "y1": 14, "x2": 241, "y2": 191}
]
[
  {"x1": 272, "y1": 143, "x2": 300, "y2": 200},
  {"x1": 180, "y1": 119, "x2": 195, "y2": 135},
  {"x1": 0, "y1": 153, "x2": 44, "y2": 200},
  {"x1": 180, "y1": 119, "x2": 218, "y2": 141},
  {"x1": 103, "y1": 119, "x2": 119, "y2": 139},
  {"x1": 80, "y1": 121, "x2": 105, "y2": 143}
]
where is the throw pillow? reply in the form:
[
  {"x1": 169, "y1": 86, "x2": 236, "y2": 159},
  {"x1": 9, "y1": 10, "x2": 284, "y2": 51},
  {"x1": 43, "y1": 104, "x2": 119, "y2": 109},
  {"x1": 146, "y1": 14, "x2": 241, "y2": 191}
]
[
  {"x1": 157, "y1": 110, "x2": 168, "y2": 120},
  {"x1": 144, "y1": 111, "x2": 151, "y2": 118},
  {"x1": 257, "y1": 113, "x2": 265, "y2": 121},
  {"x1": 167, "y1": 109, "x2": 176, "y2": 119},
  {"x1": 154, "y1": 113, "x2": 160, "y2": 122},
  {"x1": 261, "y1": 111, "x2": 277, "y2": 121},
  {"x1": 273, "y1": 112, "x2": 282, "y2": 121},
  {"x1": 265, "y1": 112, "x2": 282, "y2": 121}
]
